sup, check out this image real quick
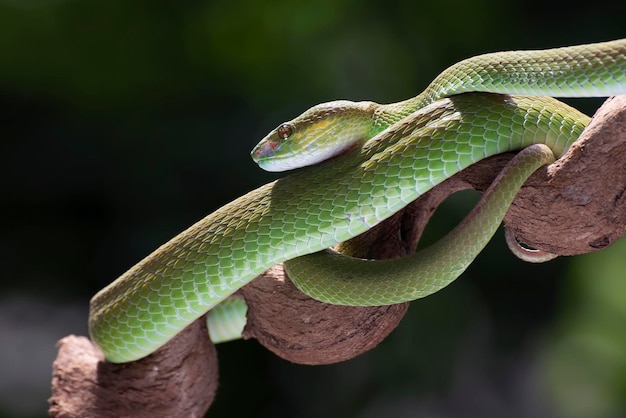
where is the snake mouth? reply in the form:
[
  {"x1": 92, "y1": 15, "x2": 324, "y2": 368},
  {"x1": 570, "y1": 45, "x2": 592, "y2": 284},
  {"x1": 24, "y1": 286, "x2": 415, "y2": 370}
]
[
  {"x1": 255, "y1": 156, "x2": 292, "y2": 172},
  {"x1": 255, "y1": 138, "x2": 361, "y2": 172}
]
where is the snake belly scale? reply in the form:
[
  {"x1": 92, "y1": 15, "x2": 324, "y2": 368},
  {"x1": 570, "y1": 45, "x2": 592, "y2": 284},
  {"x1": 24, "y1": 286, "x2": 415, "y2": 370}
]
[{"x1": 89, "y1": 39, "x2": 626, "y2": 363}]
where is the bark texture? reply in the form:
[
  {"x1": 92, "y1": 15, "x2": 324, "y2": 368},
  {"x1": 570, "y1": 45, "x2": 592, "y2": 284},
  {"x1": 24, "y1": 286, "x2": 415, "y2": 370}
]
[
  {"x1": 50, "y1": 319, "x2": 217, "y2": 418},
  {"x1": 50, "y1": 96, "x2": 626, "y2": 417}
]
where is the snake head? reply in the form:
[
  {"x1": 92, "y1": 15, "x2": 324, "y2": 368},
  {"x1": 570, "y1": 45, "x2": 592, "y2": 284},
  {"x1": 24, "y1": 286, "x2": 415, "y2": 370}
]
[{"x1": 251, "y1": 100, "x2": 377, "y2": 172}]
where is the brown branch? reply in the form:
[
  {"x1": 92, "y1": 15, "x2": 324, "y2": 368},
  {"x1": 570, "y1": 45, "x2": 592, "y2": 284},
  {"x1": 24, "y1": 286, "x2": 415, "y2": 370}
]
[
  {"x1": 49, "y1": 319, "x2": 217, "y2": 418},
  {"x1": 240, "y1": 265, "x2": 408, "y2": 365},
  {"x1": 505, "y1": 95, "x2": 626, "y2": 254},
  {"x1": 50, "y1": 95, "x2": 626, "y2": 417}
]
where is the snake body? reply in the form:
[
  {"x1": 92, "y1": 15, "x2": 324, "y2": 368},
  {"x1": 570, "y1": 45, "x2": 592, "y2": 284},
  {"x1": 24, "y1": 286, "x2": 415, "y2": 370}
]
[{"x1": 90, "y1": 39, "x2": 626, "y2": 363}]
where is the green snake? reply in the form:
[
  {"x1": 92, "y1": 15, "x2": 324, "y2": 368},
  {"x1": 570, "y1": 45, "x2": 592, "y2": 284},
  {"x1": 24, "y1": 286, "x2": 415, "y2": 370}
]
[{"x1": 89, "y1": 39, "x2": 626, "y2": 363}]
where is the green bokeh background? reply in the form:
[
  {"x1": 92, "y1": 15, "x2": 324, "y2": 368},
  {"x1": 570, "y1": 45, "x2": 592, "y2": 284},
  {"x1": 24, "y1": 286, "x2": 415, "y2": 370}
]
[{"x1": 1, "y1": 1, "x2": 625, "y2": 417}]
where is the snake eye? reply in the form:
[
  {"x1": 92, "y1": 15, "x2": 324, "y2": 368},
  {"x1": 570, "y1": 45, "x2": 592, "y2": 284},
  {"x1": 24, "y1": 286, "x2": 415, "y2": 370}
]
[{"x1": 277, "y1": 124, "x2": 293, "y2": 139}]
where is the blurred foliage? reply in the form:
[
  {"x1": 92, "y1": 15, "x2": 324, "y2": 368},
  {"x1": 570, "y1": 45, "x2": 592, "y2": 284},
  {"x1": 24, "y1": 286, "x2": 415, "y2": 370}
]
[
  {"x1": 0, "y1": 0, "x2": 624, "y2": 417},
  {"x1": 539, "y1": 237, "x2": 626, "y2": 418}
]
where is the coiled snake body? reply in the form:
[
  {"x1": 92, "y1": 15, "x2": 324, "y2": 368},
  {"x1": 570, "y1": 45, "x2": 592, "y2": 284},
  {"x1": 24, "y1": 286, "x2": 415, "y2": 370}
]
[{"x1": 90, "y1": 39, "x2": 626, "y2": 363}]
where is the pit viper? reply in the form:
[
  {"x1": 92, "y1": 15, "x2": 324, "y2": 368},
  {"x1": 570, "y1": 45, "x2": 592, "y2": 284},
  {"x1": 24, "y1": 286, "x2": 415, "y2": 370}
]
[{"x1": 89, "y1": 39, "x2": 626, "y2": 363}]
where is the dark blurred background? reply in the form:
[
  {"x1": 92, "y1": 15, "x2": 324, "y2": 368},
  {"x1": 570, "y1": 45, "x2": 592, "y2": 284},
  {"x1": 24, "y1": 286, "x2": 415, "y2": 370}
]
[{"x1": 1, "y1": 1, "x2": 625, "y2": 417}]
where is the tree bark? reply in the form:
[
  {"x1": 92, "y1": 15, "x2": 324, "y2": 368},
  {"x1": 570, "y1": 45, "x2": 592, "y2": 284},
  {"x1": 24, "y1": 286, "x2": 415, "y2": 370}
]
[
  {"x1": 50, "y1": 96, "x2": 626, "y2": 417},
  {"x1": 50, "y1": 319, "x2": 217, "y2": 418}
]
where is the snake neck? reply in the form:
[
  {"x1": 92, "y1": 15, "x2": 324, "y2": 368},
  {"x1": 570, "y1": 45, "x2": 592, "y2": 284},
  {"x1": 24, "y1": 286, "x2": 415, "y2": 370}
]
[
  {"x1": 371, "y1": 93, "x2": 431, "y2": 134},
  {"x1": 372, "y1": 38, "x2": 626, "y2": 133}
]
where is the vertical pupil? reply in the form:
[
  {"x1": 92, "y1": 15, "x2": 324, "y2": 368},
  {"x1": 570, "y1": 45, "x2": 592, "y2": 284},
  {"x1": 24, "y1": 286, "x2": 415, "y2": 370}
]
[{"x1": 278, "y1": 124, "x2": 293, "y2": 139}]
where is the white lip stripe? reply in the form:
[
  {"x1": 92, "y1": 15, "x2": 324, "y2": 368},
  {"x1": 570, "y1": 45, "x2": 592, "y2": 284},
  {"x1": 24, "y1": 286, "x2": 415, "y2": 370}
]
[{"x1": 260, "y1": 141, "x2": 355, "y2": 172}]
